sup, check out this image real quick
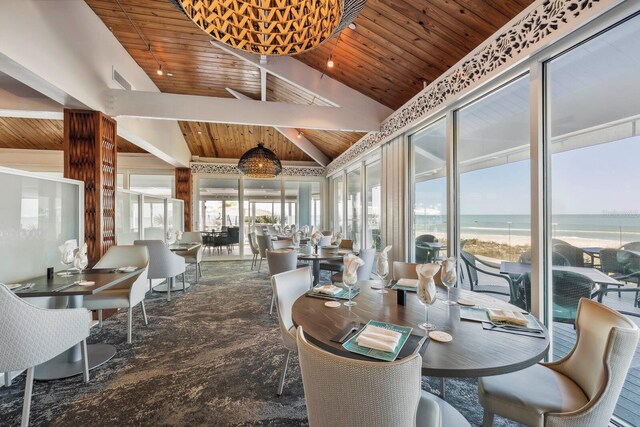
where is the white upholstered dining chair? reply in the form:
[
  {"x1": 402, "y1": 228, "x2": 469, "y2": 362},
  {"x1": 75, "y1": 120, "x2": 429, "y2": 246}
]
[
  {"x1": 266, "y1": 249, "x2": 299, "y2": 315},
  {"x1": 177, "y1": 232, "x2": 204, "y2": 283},
  {"x1": 83, "y1": 245, "x2": 149, "y2": 344},
  {"x1": 296, "y1": 327, "x2": 470, "y2": 427},
  {"x1": 248, "y1": 232, "x2": 260, "y2": 270},
  {"x1": 134, "y1": 240, "x2": 186, "y2": 302},
  {"x1": 478, "y1": 298, "x2": 639, "y2": 426},
  {"x1": 0, "y1": 284, "x2": 91, "y2": 427},
  {"x1": 271, "y1": 266, "x2": 312, "y2": 395}
]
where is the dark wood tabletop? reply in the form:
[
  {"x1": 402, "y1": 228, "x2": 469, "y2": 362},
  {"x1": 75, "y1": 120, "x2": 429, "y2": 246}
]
[
  {"x1": 292, "y1": 281, "x2": 550, "y2": 377},
  {"x1": 500, "y1": 261, "x2": 622, "y2": 286},
  {"x1": 297, "y1": 247, "x2": 345, "y2": 261},
  {"x1": 167, "y1": 243, "x2": 200, "y2": 252},
  {"x1": 13, "y1": 268, "x2": 144, "y2": 298}
]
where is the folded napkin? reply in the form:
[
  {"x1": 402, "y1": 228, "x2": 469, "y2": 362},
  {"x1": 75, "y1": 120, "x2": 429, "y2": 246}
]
[
  {"x1": 376, "y1": 245, "x2": 392, "y2": 277},
  {"x1": 58, "y1": 239, "x2": 78, "y2": 264},
  {"x1": 487, "y1": 308, "x2": 528, "y2": 326},
  {"x1": 77, "y1": 280, "x2": 95, "y2": 286},
  {"x1": 315, "y1": 285, "x2": 342, "y2": 295},
  {"x1": 397, "y1": 278, "x2": 418, "y2": 287},
  {"x1": 343, "y1": 253, "x2": 365, "y2": 284},
  {"x1": 356, "y1": 325, "x2": 402, "y2": 353},
  {"x1": 118, "y1": 266, "x2": 138, "y2": 273}
]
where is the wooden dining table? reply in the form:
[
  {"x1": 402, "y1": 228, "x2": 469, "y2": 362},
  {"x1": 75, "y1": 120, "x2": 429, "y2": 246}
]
[
  {"x1": 297, "y1": 247, "x2": 344, "y2": 286},
  {"x1": 14, "y1": 267, "x2": 143, "y2": 380},
  {"x1": 292, "y1": 281, "x2": 550, "y2": 378}
]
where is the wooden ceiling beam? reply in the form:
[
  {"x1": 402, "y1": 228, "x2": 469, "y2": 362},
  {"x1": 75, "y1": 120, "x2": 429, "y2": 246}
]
[{"x1": 106, "y1": 89, "x2": 381, "y2": 132}]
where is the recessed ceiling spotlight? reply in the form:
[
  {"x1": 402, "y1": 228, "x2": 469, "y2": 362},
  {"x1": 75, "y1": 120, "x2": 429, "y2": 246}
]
[
  {"x1": 297, "y1": 130, "x2": 303, "y2": 138},
  {"x1": 156, "y1": 64, "x2": 163, "y2": 76},
  {"x1": 348, "y1": 23, "x2": 357, "y2": 30},
  {"x1": 197, "y1": 130, "x2": 203, "y2": 135},
  {"x1": 327, "y1": 56, "x2": 334, "y2": 68},
  {"x1": 167, "y1": 72, "x2": 173, "y2": 77}
]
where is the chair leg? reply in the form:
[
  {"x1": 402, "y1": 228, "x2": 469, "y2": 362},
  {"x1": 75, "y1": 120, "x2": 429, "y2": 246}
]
[
  {"x1": 198, "y1": 262, "x2": 202, "y2": 279},
  {"x1": 127, "y1": 307, "x2": 133, "y2": 344},
  {"x1": 4, "y1": 372, "x2": 11, "y2": 387},
  {"x1": 277, "y1": 350, "x2": 291, "y2": 396},
  {"x1": 182, "y1": 273, "x2": 186, "y2": 292},
  {"x1": 81, "y1": 340, "x2": 90, "y2": 383},
  {"x1": 98, "y1": 309, "x2": 103, "y2": 328},
  {"x1": 440, "y1": 377, "x2": 446, "y2": 398},
  {"x1": 482, "y1": 410, "x2": 494, "y2": 427},
  {"x1": 21, "y1": 367, "x2": 34, "y2": 427},
  {"x1": 167, "y1": 278, "x2": 171, "y2": 302},
  {"x1": 141, "y1": 301, "x2": 149, "y2": 326},
  {"x1": 258, "y1": 257, "x2": 263, "y2": 272},
  {"x1": 270, "y1": 293, "x2": 276, "y2": 315},
  {"x1": 149, "y1": 279, "x2": 153, "y2": 293}
]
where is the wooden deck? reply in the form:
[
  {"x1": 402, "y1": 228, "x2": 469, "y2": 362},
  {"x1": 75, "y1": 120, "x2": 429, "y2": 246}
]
[{"x1": 459, "y1": 273, "x2": 640, "y2": 426}]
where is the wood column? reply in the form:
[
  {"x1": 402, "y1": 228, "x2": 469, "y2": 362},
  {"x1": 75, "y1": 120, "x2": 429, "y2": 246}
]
[
  {"x1": 63, "y1": 109, "x2": 117, "y2": 264},
  {"x1": 175, "y1": 168, "x2": 192, "y2": 231}
]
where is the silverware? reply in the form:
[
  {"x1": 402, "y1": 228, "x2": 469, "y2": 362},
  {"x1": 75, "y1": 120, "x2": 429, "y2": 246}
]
[
  {"x1": 15, "y1": 283, "x2": 35, "y2": 292},
  {"x1": 54, "y1": 282, "x2": 79, "y2": 292},
  {"x1": 306, "y1": 294, "x2": 339, "y2": 301},
  {"x1": 488, "y1": 323, "x2": 542, "y2": 334},
  {"x1": 338, "y1": 325, "x2": 358, "y2": 343}
]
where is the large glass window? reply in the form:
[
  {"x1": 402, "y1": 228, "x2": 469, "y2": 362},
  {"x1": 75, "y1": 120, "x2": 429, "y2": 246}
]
[
  {"x1": 546, "y1": 16, "x2": 640, "y2": 425},
  {"x1": 365, "y1": 160, "x2": 381, "y2": 250},
  {"x1": 284, "y1": 181, "x2": 321, "y2": 229},
  {"x1": 346, "y1": 168, "x2": 362, "y2": 242},
  {"x1": 332, "y1": 176, "x2": 344, "y2": 233},
  {"x1": 198, "y1": 178, "x2": 240, "y2": 231},
  {"x1": 116, "y1": 191, "x2": 139, "y2": 244},
  {"x1": 244, "y1": 179, "x2": 282, "y2": 238},
  {"x1": 411, "y1": 119, "x2": 447, "y2": 262},
  {"x1": 130, "y1": 174, "x2": 174, "y2": 197},
  {"x1": 142, "y1": 196, "x2": 166, "y2": 241},
  {"x1": 457, "y1": 76, "x2": 531, "y2": 284}
]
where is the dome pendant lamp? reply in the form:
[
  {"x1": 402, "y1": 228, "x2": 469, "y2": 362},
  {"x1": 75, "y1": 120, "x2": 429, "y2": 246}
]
[{"x1": 237, "y1": 143, "x2": 283, "y2": 178}]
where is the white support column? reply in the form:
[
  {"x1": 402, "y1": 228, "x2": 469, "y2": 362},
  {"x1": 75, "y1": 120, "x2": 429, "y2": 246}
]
[
  {"x1": 446, "y1": 110, "x2": 458, "y2": 259},
  {"x1": 239, "y1": 175, "x2": 245, "y2": 257}
]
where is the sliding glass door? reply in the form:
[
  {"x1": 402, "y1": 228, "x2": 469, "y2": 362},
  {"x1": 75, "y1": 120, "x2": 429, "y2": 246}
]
[
  {"x1": 365, "y1": 160, "x2": 381, "y2": 250},
  {"x1": 332, "y1": 175, "x2": 344, "y2": 234},
  {"x1": 346, "y1": 168, "x2": 362, "y2": 242},
  {"x1": 545, "y1": 15, "x2": 640, "y2": 425},
  {"x1": 410, "y1": 119, "x2": 447, "y2": 262}
]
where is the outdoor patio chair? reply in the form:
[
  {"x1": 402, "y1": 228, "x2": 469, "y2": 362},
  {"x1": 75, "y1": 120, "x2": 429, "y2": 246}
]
[
  {"x1": 415, "y1": 234, "x2": 439, "y2": 263},
  {"x1": 460, "y1": 251, "x2": 514, "y2": 302}
]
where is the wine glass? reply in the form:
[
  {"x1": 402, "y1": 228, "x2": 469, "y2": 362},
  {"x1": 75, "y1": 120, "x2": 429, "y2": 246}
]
[
  {"x1": 417, "y1": 279, "x2": 437, "y2": 331},
  {"x1": 343, "y1": 273, "x2": 357, "y2": 307},
  {"x1": 374, "y1": 256, "x2": 389, "y2": 294},
  {"x1": 441, "y1": 257, "x2": 458, "y2": 305}
]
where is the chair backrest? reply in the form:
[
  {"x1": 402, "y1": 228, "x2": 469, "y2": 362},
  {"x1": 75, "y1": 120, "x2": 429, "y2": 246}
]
[
  {"x1": 619, "y1": 241, "x2": 640, "y2": 251},
  {"x1": 318, "y1": 235, "x2": 332, "y2": 247},
  {"x1": 272, "y1": 239, "x2": 293, "y2": 250},
  {"x1": 181, "y1": 232, "x2": 203, "y2": 244},
  {"x1": 95, "y1": 245, "x2": 150, "y2": 304},
  {"x1": 520, "y1": 250, "x2": 570, "y2": 266},
  {"x1": 0, "y1": 285, "x2": 90, "y2": 372},
  {"x1": 460, "y1": 251, "x2": 478, "y2": 288},
  {"x1": 393, "y1": 261, "x2": 420, "y2": 280},
  {"x1": 296, "y1": 327, "x2": 425, "y2": 427},
  {"x1": 272, "y1": 267, "x2": 312, "y2": 349},
  {"x1": 599, "y1": 249, "x2": 626, "y2": 275},
  {"x1": 248, "y1": 232, "x2": 260, "y2": 255},
  {"x1": 339, "y1": 239, "x2": 353, "y2": 250},
  {"x1": 134, "y1": 240, "x2": 185, "y2": 279},
  {"x1": 550, "y1": 299, "x2": 639, "y2": 426},
  {"x1": 551, "y1": 270, "x2": 594, "y2": 324},
  {"x1": 415, "y1": 234, "x2": 437, "y2": 243},
  {"x1": 356, "y1": 248, "x2": 376, "y2": 280},
  {"x1": 553, "y1": 244, "x2": 586, "y2": 267},
  {"x1": 256, "y1": 234, "x2": 272, "y2": 257},
  {"x1": 266, "y1": 249, "x2": 298, "y2": 276}
]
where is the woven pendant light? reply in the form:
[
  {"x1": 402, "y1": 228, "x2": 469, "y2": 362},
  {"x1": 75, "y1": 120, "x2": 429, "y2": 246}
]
[
  {"x1": 172, "y1": 0, "x2": 366, "y2": 56},
  {"x1": 237, "y1": 143, "x2": 283, "y2": 178}
]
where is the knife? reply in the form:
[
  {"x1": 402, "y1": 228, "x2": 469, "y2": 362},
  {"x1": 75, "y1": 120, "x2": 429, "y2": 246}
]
[
  {"x1": 305, "y1": 294, "x2": 339, "y2": 301},
  {"x1": 54, "y1": 282, "x2": 79, "y2": 292}
]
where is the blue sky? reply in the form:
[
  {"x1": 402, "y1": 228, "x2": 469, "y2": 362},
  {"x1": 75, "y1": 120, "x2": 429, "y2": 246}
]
[{"x1": 415, "y1": 135, "x2": 640, "y2": 216}]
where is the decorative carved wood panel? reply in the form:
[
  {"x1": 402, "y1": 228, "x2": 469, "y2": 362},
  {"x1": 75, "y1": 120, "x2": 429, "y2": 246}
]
[
  {"x1": 175, "y1": 168, "x2": 192, "y2": 232},
  {"x1": 63, "y1": 109, "x2": 118, "y2": 264}
]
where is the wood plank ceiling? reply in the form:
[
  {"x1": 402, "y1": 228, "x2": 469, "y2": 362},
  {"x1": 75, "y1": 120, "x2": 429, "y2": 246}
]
[
  {"x1": 0, "y1": 117, "x2": 145, "y2": 153},
  {"x1": 85, "y1": 0, "x2": 533, "y2": 162}
]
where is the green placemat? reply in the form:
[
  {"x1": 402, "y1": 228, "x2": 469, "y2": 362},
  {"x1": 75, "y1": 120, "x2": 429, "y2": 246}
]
[
  {"x1": 307, "y1": 286, "x2": 360, "y2": 300},
  {"x1": 460, "y1": 306, "x2": 542, "y2": 330},
  {"x1": 342, "y1": 320, "x2": 413, "y2": 362},
  {"x1": 390, "y1": 281, "x2": 417, "y2": 293}
]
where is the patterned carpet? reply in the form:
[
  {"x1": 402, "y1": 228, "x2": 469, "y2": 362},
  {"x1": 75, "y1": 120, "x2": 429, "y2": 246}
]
[{"x1": 0, "y1": 261, "x2": 521, "y2": 426}]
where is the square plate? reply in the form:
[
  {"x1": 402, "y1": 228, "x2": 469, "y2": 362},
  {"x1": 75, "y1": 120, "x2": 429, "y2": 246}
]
[
  {"x1": 342, "y1": 320, "x2": 413, "y2": 362},
  {"x1": 307, "y1": 286, "x2": 360, "y2": 300}
]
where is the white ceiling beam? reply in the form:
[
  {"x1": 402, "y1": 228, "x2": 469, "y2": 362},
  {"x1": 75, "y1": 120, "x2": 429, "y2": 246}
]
[
  {"x1": 260, "y1": 55, "x2": 268, "y2": 101},
  {"x1": 226, "y1": 88, "x2": 330, "y2": 166},
  {"x1": 211, "y1": 41, "x2": 393, "y2": 121},
  {"x1": 106, "y1": 89, "x2": 380, "y2": 132}
]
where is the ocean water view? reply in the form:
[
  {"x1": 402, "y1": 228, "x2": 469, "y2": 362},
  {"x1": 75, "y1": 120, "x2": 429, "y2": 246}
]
[{"x1": 414, "y1": 214, "x2": 640, "y2": 248}]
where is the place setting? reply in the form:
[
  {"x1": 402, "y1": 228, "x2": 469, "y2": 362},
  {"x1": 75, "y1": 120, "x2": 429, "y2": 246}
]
[{"x1": 459, "y1": 305, "x2": 546, "y2": 338}]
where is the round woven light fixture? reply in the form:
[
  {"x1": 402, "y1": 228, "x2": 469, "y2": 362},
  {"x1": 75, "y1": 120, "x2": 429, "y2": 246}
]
[
  {"x1": 172, "y1": 0, "x2": 366, "y2": 56},
  {"x1": 238, "y1": 143, "x2": 283, "y2": 178}
]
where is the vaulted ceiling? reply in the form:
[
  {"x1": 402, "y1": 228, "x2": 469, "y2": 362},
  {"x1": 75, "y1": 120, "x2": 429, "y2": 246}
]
[{"x1": 82, "y1": 0, "x2": 534, "y2": 162}]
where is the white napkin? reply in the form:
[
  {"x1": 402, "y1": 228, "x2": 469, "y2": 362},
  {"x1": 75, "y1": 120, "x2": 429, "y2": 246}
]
[
  {"x1": 441, "y1": 256, "x2": 457, "y2": 285},
  {"x1": 343, "y1": 253, "x2": 365, "y2": 284},
  {"x1": 397, "y1": 278, "x2": 418, "y2": 287},
  {"x1": 356, "y1": 325, "x2": 402, "y2": 353},
  {"x1": 315, "y1": 285, "x2": 342, "y2": 295},
  {"x1": 73, "y1": 243, "x2": 88, "y2": 270},
  {"x1": 118, "y1": 266, "x2": 138, "y2": 273},
  {"x1": 310, "y1": 231, "x2": 323, "y2": 246},
  {"x1": 376, "y1": 245, "x2": 392, "y2": 277},
  {"x1": 58, "y1": 239, "x2": 78, "y2": 265},
  {"x1": 417, "y1": 263, "x2": 440, "y2": 305},
  {"x1": 292, "y1": 232, "x2": 301, "y2": 246}
]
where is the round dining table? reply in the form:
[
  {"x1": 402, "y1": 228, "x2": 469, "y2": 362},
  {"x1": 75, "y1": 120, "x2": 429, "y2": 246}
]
[
  {"x1": 292, "y1": 281, "x2": 550, "y2": 378},
  {"x1": 297, "y1": 247, "x2": 344, "y2": 287}
]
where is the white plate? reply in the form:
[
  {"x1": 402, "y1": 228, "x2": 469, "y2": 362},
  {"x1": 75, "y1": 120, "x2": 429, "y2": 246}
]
[{"x1": 324, "y1": 301, "x2": 341, "y2": 308}]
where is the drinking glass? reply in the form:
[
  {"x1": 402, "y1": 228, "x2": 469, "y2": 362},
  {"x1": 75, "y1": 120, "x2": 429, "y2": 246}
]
[
  {"x1": 417, "y1": 281, "x2": 437, "y2": 331},
  {"x1": 375, "y1": 270, "x2": 388, "y2": 294},
  {"x1": 343, "y1": 274, "x2": 357, "y2": 307},
  {"x1": 441, "y1": 260, "x2": 458, "y2": 305}
]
